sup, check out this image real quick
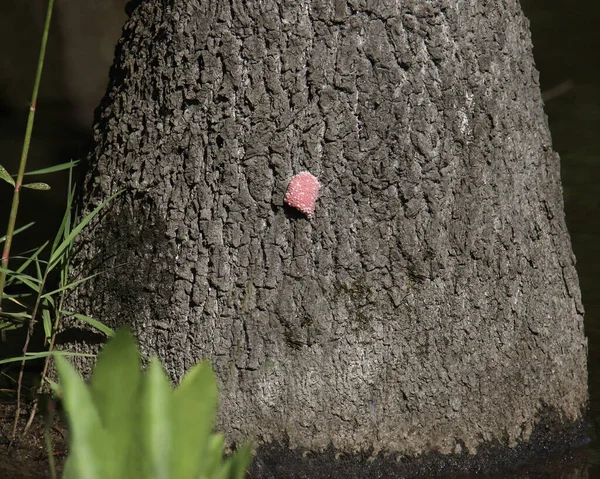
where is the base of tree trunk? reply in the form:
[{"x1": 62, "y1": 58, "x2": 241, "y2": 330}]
[
  {"x1": 62, "y1": 0, "x2": 589, "y2": 469},
  {"x1": 248, "y1": 406, "x2": 589, "y2": 478}
]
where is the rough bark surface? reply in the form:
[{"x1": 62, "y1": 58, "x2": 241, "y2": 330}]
[{"x1": 65, "y1": 0, "x2": 587, "y2": 468}]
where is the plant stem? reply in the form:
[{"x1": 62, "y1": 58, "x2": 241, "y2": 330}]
[
  {"x1": 0, "y1": 0, "x2": 55, "y2": 316},
  {"x1": 4, "y1": 0, "x2": 55, "y2": 439},
  {"x1": 13, "y1": 270, "x2": 50, "y2": 440}
]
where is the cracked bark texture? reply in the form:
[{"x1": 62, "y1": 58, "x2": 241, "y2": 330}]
[{"x1": 64, "y1": 0, "x2": 588, "y2": 465}]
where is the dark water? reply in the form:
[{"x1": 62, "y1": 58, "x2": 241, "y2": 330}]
[
  {"x1": 522, "y1": 0, "x2": 600, "y2": 474},
  {"x1": 0, "y1": 1, "x2": 599, "y2": 477}
]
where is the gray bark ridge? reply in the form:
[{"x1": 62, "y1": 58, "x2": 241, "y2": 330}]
[{"x1": 67, "y1": 0, "x2": 587, "y2": 461}]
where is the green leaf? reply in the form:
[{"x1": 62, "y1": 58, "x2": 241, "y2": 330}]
[
  {"x1": 139, "y1": 358, "x2": 173, "y2": 479},
  {"x1": 44, "y1": 376, "x2": 60, "y2": 395},
  {"x1": 13, "y1": 241, "x2": 48, "y2": 275},
  {"x1": 24, "y1": 160, "x2": 79, "y2": 176},
  {"x1": 0, "y1": 350, "x2": 95, "y2": 365},
  {"x1": 0, "y1": 164, "x2": 15, "y2": 186},
  {"x1": 0, "y1": 311, "x2": 31, "y2": 320},
  {"x1": 0, "y1": 267, "x2": 42, "y2": 293},
  {"x1": 49, "y1": 189, "x2": 123, "y2": 271},
  {"x1": 203, "y1": 433, "x2": 226, "y2": 477},
  {"x1": 171, "y1": 360, "x2": 218, "y2": 479},
  {"x1": 42, "y1": 308, "x2": 52, "y2": 341},
  {"x1": 0, "y1": 222, "x2": 34, "y2": 245},
  {"x1": 22, "y1": 182, "x2": 51, "y2": 190},
  {"x1": 48, "y1": 328, "x2": 251, "y2": 479},
  {"x1": 225, "y1": 442, "x2": 253, "y2": 479},
  {"x1": 41, "y1": 272, "x2": 101, "y2": 300},
  {"x1": 0, "y1": 322, "x2": 20, "y2": 332},
  {"x1": 89, "y1": 329, "x2": 141, "y2": 478},
  {"x1": 51, "y1": 178, "x2": 75, "y2": 254},
  {"x1": 62, "y1": 311, "x2": 115, "y2": 337},
  {"x1": 56, "y1": 355, "x2": 107, "y2": 479}
]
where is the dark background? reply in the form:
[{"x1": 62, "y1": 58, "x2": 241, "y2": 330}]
[{"x1": 0, "y1": 0, "x2": 598, "y2": 475}]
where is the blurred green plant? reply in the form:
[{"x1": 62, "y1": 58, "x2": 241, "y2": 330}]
[{"x1": 54, "y1": 329, "x2": 252, "y2": 479}]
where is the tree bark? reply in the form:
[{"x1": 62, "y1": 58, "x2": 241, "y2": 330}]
[{"x1": 64, "y1": 0, "x2": 588, "y2": 473}]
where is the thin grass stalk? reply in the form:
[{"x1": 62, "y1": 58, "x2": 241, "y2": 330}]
[
  {"x1": 5, "y1": 0, "x2": 55, "y2": 440},
  {"x1": 0, "y1": 0, "x2": 55, "y2": 317},
  {"x1": 24, "y1": 260, "x2": 68, "y2": 434},
  {"x1": 44, "y1": 400, "x2": 57, "y2": 479},
  {"x1": 25, "y1": 169, "x2": 75, "y2": 433},
  {"x1": 12, "y1": 267, "x2": 51, "y2": 440}
]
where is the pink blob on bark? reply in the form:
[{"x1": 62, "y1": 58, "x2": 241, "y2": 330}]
[{"x1": 284, "y1": 171, "x2": 321, "y2": 218}]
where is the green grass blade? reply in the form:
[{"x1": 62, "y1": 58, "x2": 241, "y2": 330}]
[
  {"x1": 0, "y1": 268, "x2": 42, "y2": 292},
  {"x1": 0, "y1": 323, "x2": 21, "y2": 332},
  {"x1": 1, "y1": 292, "x2": 33, "y2": 301},
  {"x1": 0, "y1": 311, "x2": 32, "y2": 320},
  {"x1": 0, "y1": 350, "x2": 95, "y2": 365},
  {"x1": 41, "y1": 272, "x2": 101, "y2": 300},
  {"x1": 23, "y1": 160, "x2": 79, "y2": 176},
  {"x1": 48, "y1": 190, "x2": 122, "y2": 271},
  {"x1": 44, "y1": 376, "x2": 60, "y2": 395},
  {"x1": 13, "y1": 241, "x2": 48, "y2": 274},
  {"x1": 0, "y1": 222, "x2": 35, "y2": 245},
  {"x1": 52, "y1": 179, "x2": 75, "y2": 254},
  {"x1": 62, "y1": 312, "x2": 115, "y2": 337},
  {"x1": 42, "y1": 308, "x2": 52, "y2": 341}
]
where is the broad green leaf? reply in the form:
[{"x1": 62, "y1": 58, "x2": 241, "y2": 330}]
[
  {"x1": 0, "y1": 164, "x2": 15, "y2": 186},
  {"x1": 139, "y1": 358, "x2": 173, "y2": 479},
  {"x1": 47, "y1": 329, "x2": 250, "y2": 479},
  {"x1": 62, "y1": 311, "x2": 115, "y2": 337},
  {"x1": 56, "y1": 356, "x2": 107, "y2": 479},
  {"x1": 203, "y1": 433, "x2": 226, "y2": 477},
  {"x1": 213, "y1": 461, "x2": 233, "y2": 479},
  {"x1": 225, "y1": 443, "x2": 253, "y2": 479},
  {"x1": 171, "y1": 360, "x2": 218, "y2": 479},
  {"x1": 24, "y1": 160, "x2": 79, "y2": 176},
  {"x1": 22, "y1": 182, "x2": 51, "y2": 190},
  {"x1": 89, "y1": 329, "x2": 141, "y2": 478},
  {"x1": 49, "y1": 189, "x2": 123, "y2": 271}
]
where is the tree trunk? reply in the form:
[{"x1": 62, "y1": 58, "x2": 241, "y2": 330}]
[{"x1": 64, "y1": 0, "x2": 588, "y2": 474}]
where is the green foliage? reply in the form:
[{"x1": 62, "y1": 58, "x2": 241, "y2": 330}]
[
  {"x1": 0, "y1": 169, "x2": 119, "y2": 339},
  {"x1": 55, "y1": 329, "x2": 252, "y2": 479},
  {"x1": 21, "y1": 181, "x2": 51, "y2": 190},
  {"x1": 0, "y1": 164, "x2": 15, "y2": 186}
]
